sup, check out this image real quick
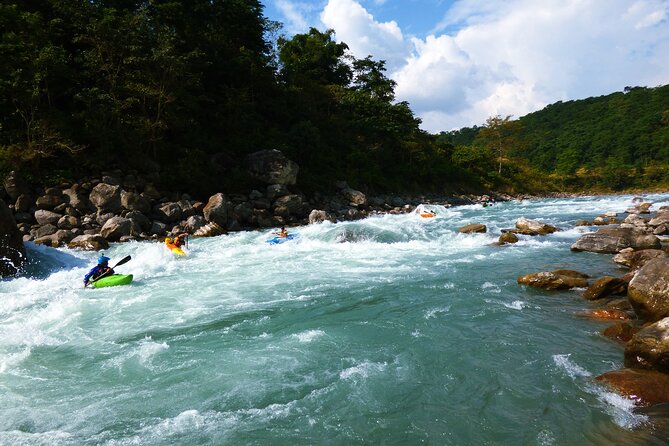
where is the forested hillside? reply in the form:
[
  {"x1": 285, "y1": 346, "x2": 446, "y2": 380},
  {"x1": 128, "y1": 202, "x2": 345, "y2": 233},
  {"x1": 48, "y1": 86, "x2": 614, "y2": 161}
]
[
  {"x1": 2, "y1": 1, "x2": 667, "y2": 197},
  {"x1": 443, "y1": 85, "x2": 669, "y2": 191},
  {"x1": 0, "y1": 0, "x2": 473, "y2": 197}
]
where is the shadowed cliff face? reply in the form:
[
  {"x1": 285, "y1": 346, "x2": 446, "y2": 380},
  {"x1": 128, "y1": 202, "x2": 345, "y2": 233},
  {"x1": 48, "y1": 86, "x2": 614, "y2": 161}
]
[{"x1": 0, "y1": 198, "x2": 26, "y2": 276}]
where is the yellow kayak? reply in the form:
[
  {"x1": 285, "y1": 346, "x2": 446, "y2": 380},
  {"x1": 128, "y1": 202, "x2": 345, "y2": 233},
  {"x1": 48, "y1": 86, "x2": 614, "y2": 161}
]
[{"x1": 165, "y1": 240, "x2": 186, "y2": 256}]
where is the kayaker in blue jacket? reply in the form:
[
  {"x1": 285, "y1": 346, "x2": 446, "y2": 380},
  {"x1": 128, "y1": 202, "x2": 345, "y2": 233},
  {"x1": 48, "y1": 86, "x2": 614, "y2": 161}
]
[{"x1": 84, "y1": 255, "x2": 114, "y2": 286}]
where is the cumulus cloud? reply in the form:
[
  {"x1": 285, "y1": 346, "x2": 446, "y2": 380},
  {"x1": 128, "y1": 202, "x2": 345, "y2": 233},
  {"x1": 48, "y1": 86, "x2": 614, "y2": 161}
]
[
  {"x1": 274, "y1": 0, "x2": 319, "y2": 35},
  {"x1": 320, "y1": 0, "x2": 409, "y2": 71},
  {"x1": 289, "y1": 0, "x2": 669, "y2": 132}
]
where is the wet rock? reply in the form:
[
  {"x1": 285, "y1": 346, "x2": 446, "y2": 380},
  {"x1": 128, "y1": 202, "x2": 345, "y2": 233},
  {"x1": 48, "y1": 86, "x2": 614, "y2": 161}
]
[
  {"x1": 627, "y1": 258, "x2": 669, "y2": 322},
  {"x1": 514, "y1": 217, "x2": 558, "y2": 235},
  {"x1": 570, "y1": 227, "x2": 661, "y2": 253},
  {"x1": 0, "y1": 198, "x2": 27, "y2": 275},
  {"x1": 576, "y1": 309, "x2": 632, "y2": 320},
  {"x1": 498, "y1": 232, "x2": 519, "y2": 244},
  {"x1": 602, "y1": 322, "x2": 639, "y2": 343},
  {"x1": 266, "y1": 184, "x2": 289, "y2": 200},
  {"x1": 125, "y1": 210, "x2": 151, "y2": 232},
  {"x1": 14, "y1": 194, "x2": 32, "y2": 213},
  {"x1": 233, "y1": 202, "x2": 253, "y2": 224},
  {"x1": 612, "y1": 248, "x2": 667, "y2": 270},
  {"x1": 582, "y1": 276, "x2": 628, "y2": 300},
  {"x1": 624, "y1": 317, "x2": 669, "y2": 372},
  {"x1": 458, "y1": 223, "x2": 487, "y2": 234},
  {"x1": 517, "y1": 270, "x2": 589, "y2": 290},
  {"x1": 595, "y1": 368, "x2": 669, "y2": 407}
]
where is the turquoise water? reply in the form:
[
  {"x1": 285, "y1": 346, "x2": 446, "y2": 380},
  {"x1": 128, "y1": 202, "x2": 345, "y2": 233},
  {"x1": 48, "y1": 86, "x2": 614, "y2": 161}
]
[{"x1": 2, "y1": 194, "x2": 669, "y2": 445}]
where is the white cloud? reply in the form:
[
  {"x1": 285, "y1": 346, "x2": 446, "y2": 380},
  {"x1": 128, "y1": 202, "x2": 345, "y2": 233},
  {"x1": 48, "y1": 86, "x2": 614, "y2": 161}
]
[
  {"x1": 274, "y1": 0, "x2": 318, "y2": 35},
  {"x1": 309, "y1": 0, "x2": 669, "y2": 132},
  {"x1": 320, "y1": 0, "x2": 408, "y2": 71}
]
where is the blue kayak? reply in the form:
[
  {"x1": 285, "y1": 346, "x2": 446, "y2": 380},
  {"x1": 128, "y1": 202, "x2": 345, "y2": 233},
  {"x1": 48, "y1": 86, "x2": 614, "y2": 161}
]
[{"x1": 266, "y1": 233, "x2": 299, "y2": 245}]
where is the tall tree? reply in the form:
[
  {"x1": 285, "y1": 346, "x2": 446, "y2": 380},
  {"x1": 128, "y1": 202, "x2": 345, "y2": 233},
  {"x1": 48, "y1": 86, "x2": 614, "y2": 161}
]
[{"x1": 476, "y1": 115, "x2": 522, "y2": 175}]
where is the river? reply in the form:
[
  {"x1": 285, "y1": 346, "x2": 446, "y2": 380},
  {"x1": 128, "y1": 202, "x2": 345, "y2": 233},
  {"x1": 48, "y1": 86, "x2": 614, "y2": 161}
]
[{"x1": 2, "y1": 193, "x2": 669, "y2": 445}]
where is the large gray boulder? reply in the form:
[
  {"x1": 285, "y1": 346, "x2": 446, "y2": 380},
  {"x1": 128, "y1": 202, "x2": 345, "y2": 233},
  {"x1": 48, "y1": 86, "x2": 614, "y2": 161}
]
[
  {"x1": 627, "y1": 257, "x2": 669, "y2": 322},
  {"x1": 89, "y1": 183, "x2": 122, "y2": 212},
  {"x1": 203, "y1": 193, "x2": 229, "y2": 227},
  {"x1": 100, "y1": 216, "x2": 133, "y2": 241},
  {"x1": 571, "y1": 227, "x2": 661, "y2": 253},
  {"x1": 247, "y1": 149, "x2": 299, "y2": 185},
  {"x1": 62, "y1": 185, "x2": 92, "y2": 212},
  {"x1": 68, "y1": 234, "x2": 109, "y2": 251},
  {"x1": 0, "y1": 198, "x2": 27, "y2": 275},
  {"x1": 121, "y1": 191, "x2": 151, "y2": 214},
  {"x1": 34, "y1": 209, "x2": 62, "y2": 226}
]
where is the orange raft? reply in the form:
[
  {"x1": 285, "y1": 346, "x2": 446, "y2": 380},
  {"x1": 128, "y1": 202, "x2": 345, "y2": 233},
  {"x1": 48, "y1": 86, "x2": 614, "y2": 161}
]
[
  {"x1": 419, "y1": 212, "x2": 437, "y2": 218},
  {"x1": 165, "y1": 239, "x2": 185, "y2": 256}
]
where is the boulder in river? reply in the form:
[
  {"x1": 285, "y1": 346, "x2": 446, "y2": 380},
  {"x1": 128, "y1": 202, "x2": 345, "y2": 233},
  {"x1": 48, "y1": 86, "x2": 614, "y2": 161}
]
[
  {"x1": 0, "y1": 198, "x2": 27, "y2": 276},
  {"x1": 517, "y1": 270, "x2": 588, "y2": 290},
  {"x1": 627, "y1": 257, "x2": 669, "y2": 322},
  {"x1": 596, "y1": 368, "x2": 669, "y2": 407},
  {"x1": 570, "y1": 227, "x2": 661, "y2": 253},
  {"x1": 624, "y1": 317, "x2": 669, "y2": 373}
]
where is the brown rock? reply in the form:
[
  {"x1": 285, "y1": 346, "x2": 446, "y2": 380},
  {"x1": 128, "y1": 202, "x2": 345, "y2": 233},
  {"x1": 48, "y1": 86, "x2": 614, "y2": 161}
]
[
  {"x1": 627, "y1": 258, "x2": 669, "y2": 322},
  {"x1": 602, "y1": 322, "x2": 639, "y2": 343},
  {"x1": 576, "y1": 309, "x2": 631, "y2": 320},
  {"x1": 517, "y1": 270, "x2": 588, "y2": 290},
  {"x1": 582, "y1": 276, "x2": 628, "y2": 300},
  {"x1": 498, "y1": 232, "x2": 519, "y2": 244},
  {"x1": 458, "y1": 223, "x2": 487, "y2": 234},
  {"x1": 624, "y1": 317, "x2": 669, "y2": 372},
  {"x1": 595, "y1": 368, "x2": 669, "y2": 407}
]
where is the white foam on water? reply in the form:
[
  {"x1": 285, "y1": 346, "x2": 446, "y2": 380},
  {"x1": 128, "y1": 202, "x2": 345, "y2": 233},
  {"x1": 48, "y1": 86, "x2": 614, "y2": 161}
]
[
  {"x1": 425, "y1": 307, "x2": 450, "y2": 319},
  {"x1": 552, "y1": 354, "x2": 592, "y2": 378},
  {"x1": 340, "y1": 360, "x2": 387, "y2": 380},
  {"x1": 0, "y1": 347, "x2": 31, "y2": 373},
  {"x1": 293, "y1": 330, "x2": 325, "y2": 343}
]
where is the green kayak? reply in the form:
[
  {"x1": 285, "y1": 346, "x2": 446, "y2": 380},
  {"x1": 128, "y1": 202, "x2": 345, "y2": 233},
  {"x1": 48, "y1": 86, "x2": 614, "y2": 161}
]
[{"x1": 91, "y1": 274, "x2": 133, "y2": 288}]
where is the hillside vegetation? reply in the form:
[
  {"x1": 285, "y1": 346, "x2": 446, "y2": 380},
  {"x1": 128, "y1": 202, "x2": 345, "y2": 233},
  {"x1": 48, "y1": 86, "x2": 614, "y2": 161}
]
[
  {"x1": 443, "y1": 85, "x2": 669, "y2": 192},
  {"x1": 1, "y1": 1, "x2": 667, "y2": 198}
]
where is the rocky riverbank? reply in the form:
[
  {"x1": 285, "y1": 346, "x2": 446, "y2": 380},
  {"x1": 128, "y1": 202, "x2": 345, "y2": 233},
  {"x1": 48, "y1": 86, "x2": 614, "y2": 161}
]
[
  {"x1": 0, "y1": 149, "x2": 515, "y2": 275},
  {"x1": 516, "y1": 198, "x2": 669, "y2": 408}
]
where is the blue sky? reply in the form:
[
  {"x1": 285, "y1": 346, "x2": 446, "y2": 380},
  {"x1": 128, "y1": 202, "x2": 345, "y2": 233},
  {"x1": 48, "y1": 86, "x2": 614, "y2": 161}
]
[{"x1": 261, "y1": 0, "x2": 669, "y2": 133}]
